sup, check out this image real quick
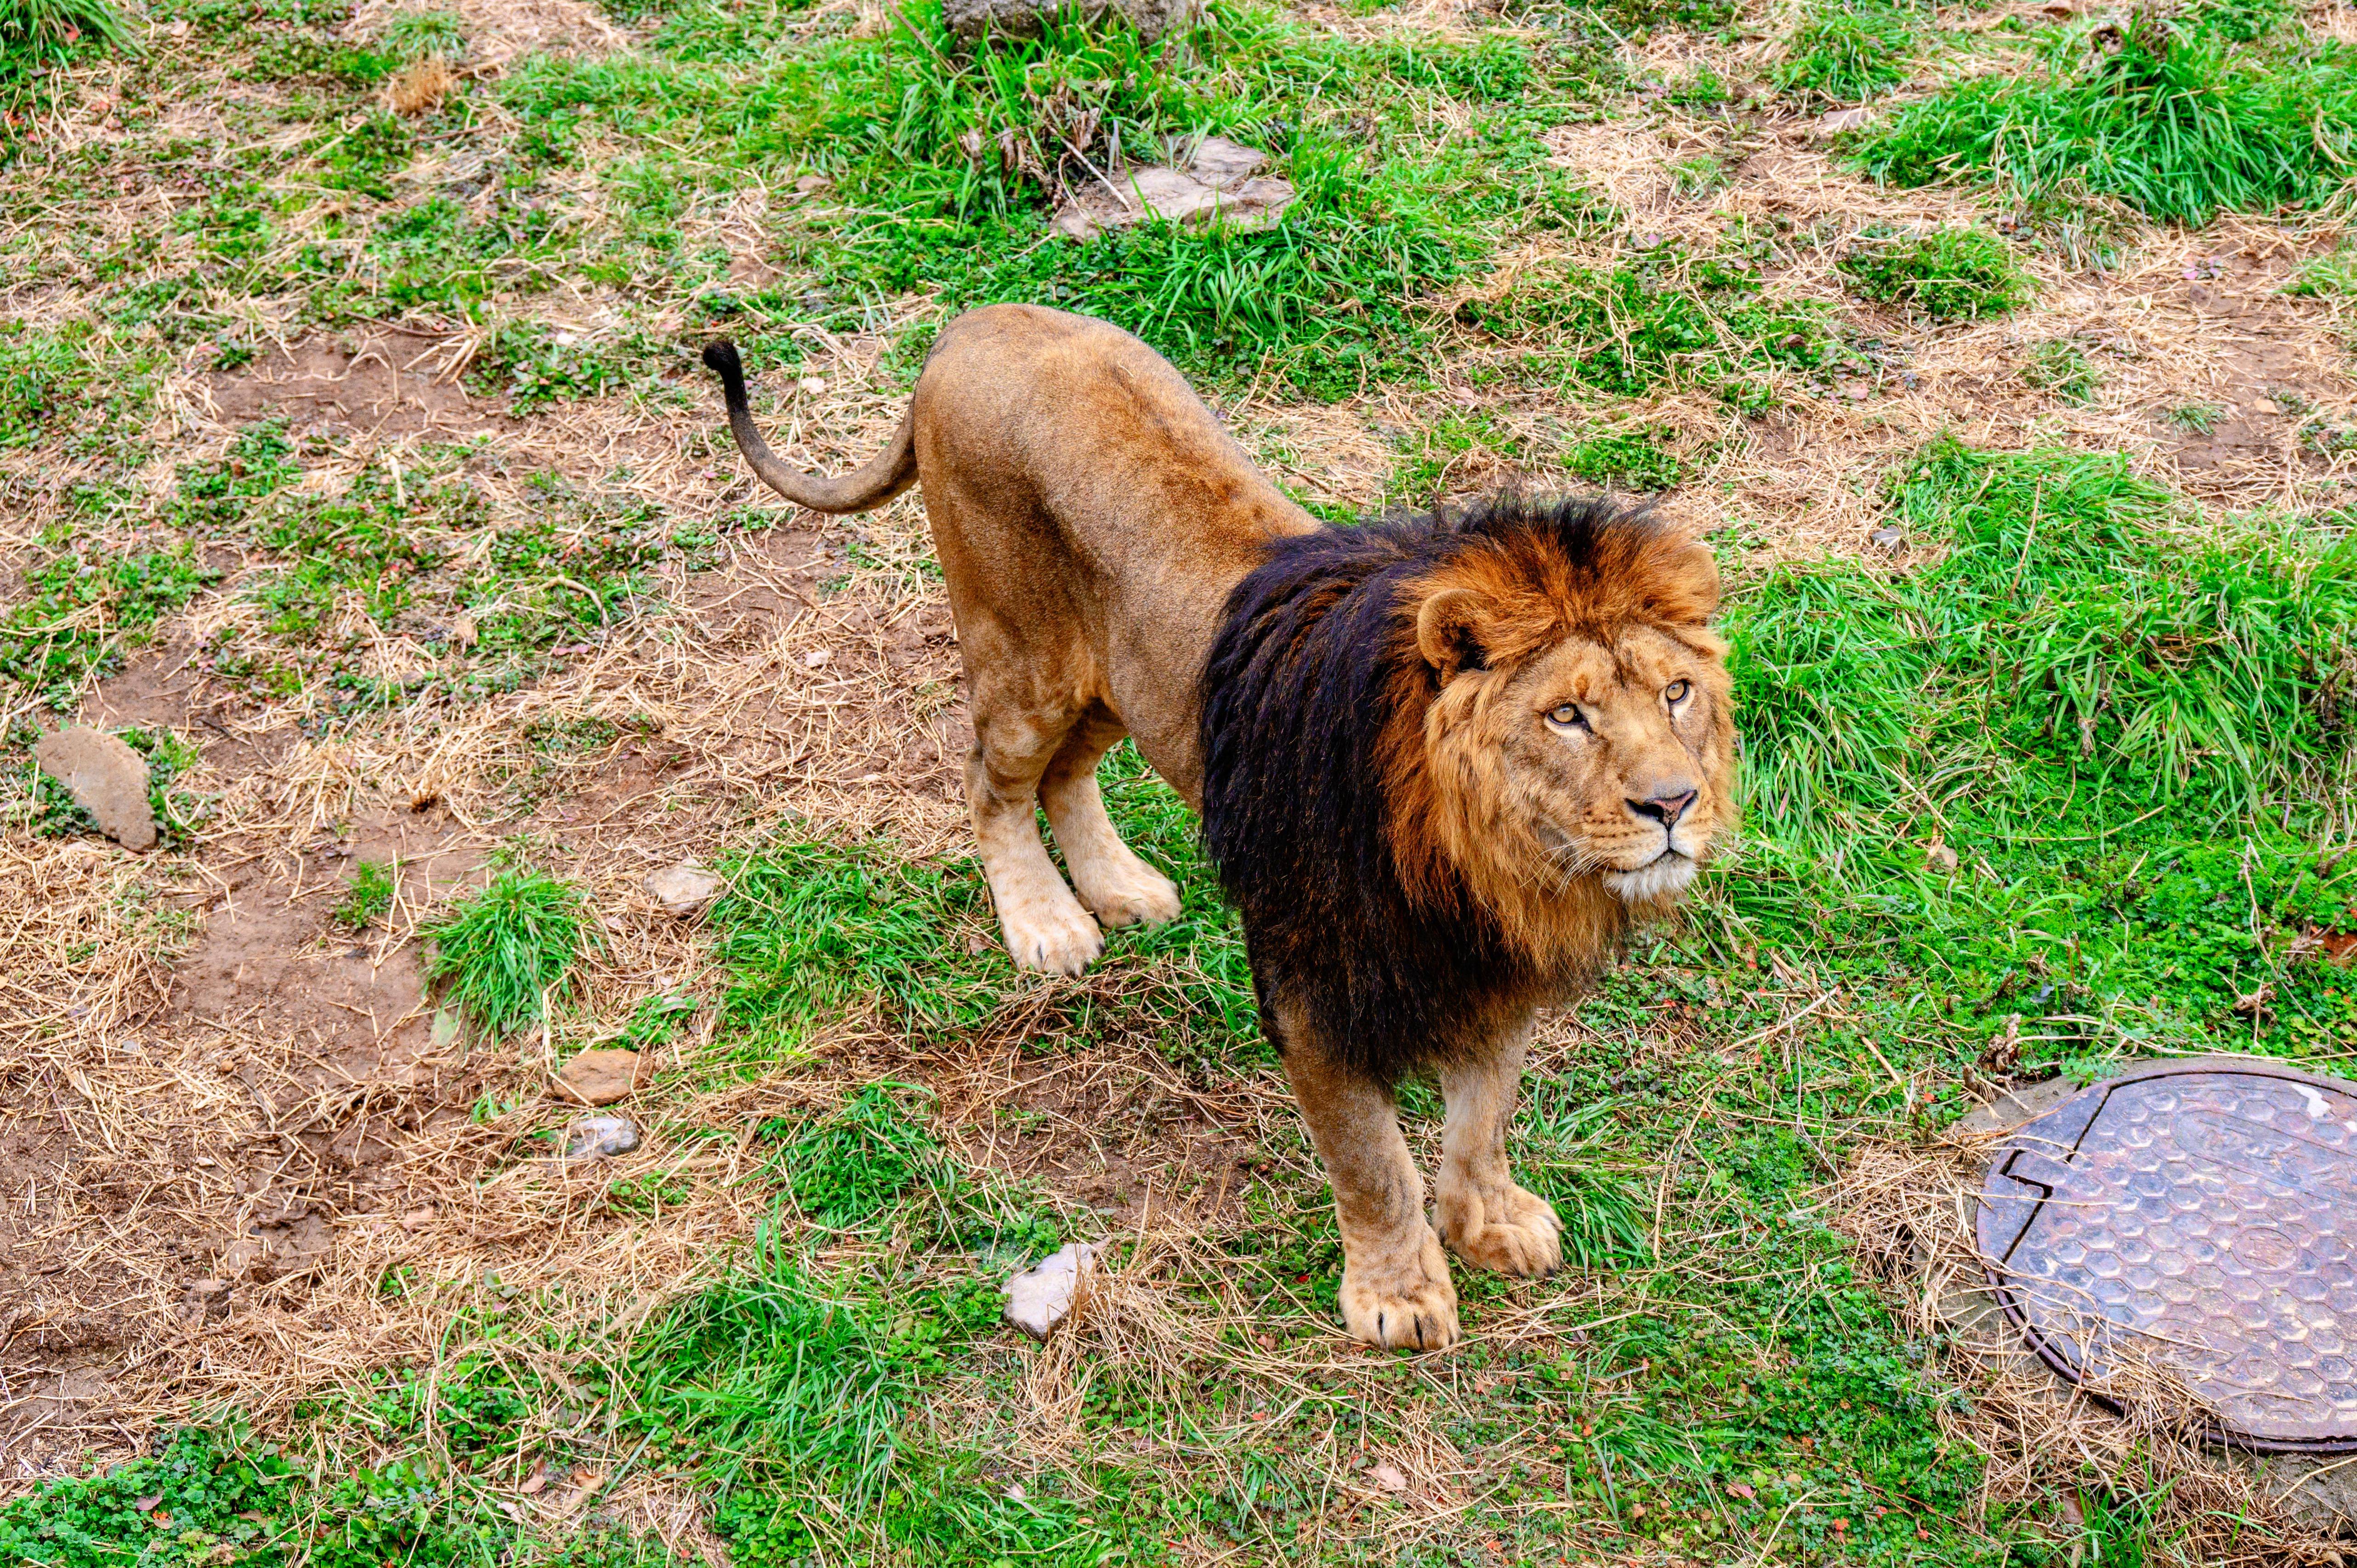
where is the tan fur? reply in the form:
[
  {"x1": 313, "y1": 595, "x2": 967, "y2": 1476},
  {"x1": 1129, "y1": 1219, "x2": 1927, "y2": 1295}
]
[{"x1": 709, "y1": 305, "x2": 1737, "y2": 1352}]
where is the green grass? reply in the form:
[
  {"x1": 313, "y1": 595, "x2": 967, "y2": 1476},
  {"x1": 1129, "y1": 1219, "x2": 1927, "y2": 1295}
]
[
  {"x1": 2167, "y1": 400, "x2": 2226, "y2": 433},
  {"x1": 1465, "y1": 240, "x2": 1844, "y2": 409},
  {"x1": 0, "y1": 0, "x2": 135, "y2": 76},
  {"x1": 1852, "y1": 15, "x2": 2357, "y2": 225},
  {"x1": 1562, "y1": 426, "x2": 1686, "y2": 491},
  {"x1": 1723, "y1": 436, "x2": 2357, "y2": 1054},
  {"x1": 711, "y1": 745, "x2": 1251, "y2": 1066},
  {"x1": 1773, "y1": 0, "x2": 1916, "y2": 104},
  {"x1": 334, "y1": 860, "x2": 396, "y2": 931},
  {"x1": 0, "y1": 545, "x2": 218, "y2": 708},
  {"x1": 767, "y1": 1082, "x2": 953, "y2": 1230},
  {"x1": 379, "y1": 6, "x2": 464, "y2": 59},
  {"x1": 2288, "y1": 239, "x2": 2357, "y2": 296},
  {"x1": 2023, "y1": 336, "x2": 2098, "y2": 401},
  {"x1": 421, "y1": 868, "x2": 592, "y2": 1038},
  {"x1": 1837, "y1": 225, "x2": 2029, "y2": 320}
]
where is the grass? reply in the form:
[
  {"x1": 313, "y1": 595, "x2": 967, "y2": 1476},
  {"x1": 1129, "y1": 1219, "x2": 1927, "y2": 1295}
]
[
  {"x1": 1773, "y1": 0, "x2": 1917, "y2": 105},
  {"x1": 712, "y1": 744, "x2": 1252, "y2": 1068},
  {"x1": 2023, "y1": 337, "x2": 2099, "y2": 401},
  {"x1": 0, "y1": 0, "x2": 135, "y2": 77},
  {"x1": 1852, "y1": 13, "x2": 2357, "y2": 225},
  {"x1": 1837, "y1": 225, "x2": 2030, "y2": 320},
  {"x1": 1465, "y1": 240, "x2": 1844, "y2": 409},
  {"x1": 1562, "y1": 426, "x2": 1686, "y2": 491},
  {"x1": 334, "y1": 859, "x2": 396, "y2": 931},
  {"x1": 421, "y1": 868, "x2": 592, "y2": 1038}
]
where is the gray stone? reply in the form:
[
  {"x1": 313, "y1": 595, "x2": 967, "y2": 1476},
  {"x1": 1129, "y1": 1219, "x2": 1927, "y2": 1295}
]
[
  {"x1": 563, "y1": 1115, "x2": 639, "y2": 1159},
  {"x1": 645, "y1": 860, "x2": 723, "y2": 916},
  {"x1": 1814, "y1": 107, "x2": 1876, "y2": 138},
  {"x1": 943, "y1": 0, "x2": 1198, "y2": 41},
  {"x1": 1051, "y1": 136, "x2": 1295, "y2": 240},
  {"x1": 1002, "y1": 1241, "x2": 1095, "y2": 1338},
  {"x1": 34, "y1": 727, "x2": 156, "y2": 850}
]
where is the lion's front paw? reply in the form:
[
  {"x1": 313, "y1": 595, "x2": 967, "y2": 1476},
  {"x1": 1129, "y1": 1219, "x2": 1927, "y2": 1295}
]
[
  {"x1": 1437, "y1": 1178, "x2": 1563, "y2": 1278},
  {"x1": 998, "y1": 892, "x2": 1104, "y2": 977},
  {"x1": 1073, "y1": 858, "x2": 1182, "y2": 930},
  {"x1": 1339, "y1": 1227, "x2": 1461, "y2": 1351}
]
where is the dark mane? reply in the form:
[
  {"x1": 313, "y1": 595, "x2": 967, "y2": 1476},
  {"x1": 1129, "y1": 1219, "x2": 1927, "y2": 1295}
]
[{"x1": 1198, "y1": 492, "x2": 1678, "y2": 1083}]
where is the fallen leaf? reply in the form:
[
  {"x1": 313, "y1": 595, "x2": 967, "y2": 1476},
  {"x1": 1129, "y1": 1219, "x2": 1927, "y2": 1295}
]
[
  {"x1": 133, "y1": 1494, "x2": 162, "y2": 1512},
  {"x1": 1924, "y1": 840, "x2": 1959, "y2": 873},
  {"x1": 1725, "y1": 1482, "x2": 1756, "y2": 1500},
  {"x1": 1367, "y1": 1461, "x2": 1408, "y2": 1494}
]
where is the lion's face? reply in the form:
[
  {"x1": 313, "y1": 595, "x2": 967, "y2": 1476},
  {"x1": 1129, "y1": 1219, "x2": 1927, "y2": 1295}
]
[
  {"x1": 1398, "y1": 523, "x2": 1734, "y2": 956},
  {"x1": 1488, "y1": 624, "x2": 1733, "y2": 903}
]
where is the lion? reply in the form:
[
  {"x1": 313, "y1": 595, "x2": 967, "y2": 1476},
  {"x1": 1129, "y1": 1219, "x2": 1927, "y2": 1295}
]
[{"x1": 702, "y1": 305, "x2": 1735, "y2": 1350}]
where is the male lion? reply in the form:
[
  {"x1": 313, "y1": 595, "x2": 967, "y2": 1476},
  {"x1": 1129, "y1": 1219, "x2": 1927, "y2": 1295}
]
[{"x1": 703, "y1": 305, "x2": 1734, "y2": 1350}]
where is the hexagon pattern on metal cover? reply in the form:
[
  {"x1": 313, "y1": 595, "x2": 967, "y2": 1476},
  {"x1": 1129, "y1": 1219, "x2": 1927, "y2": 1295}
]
[{"x1": 1978, "y1": 1057, "x2": 2357, "y2": 1451}]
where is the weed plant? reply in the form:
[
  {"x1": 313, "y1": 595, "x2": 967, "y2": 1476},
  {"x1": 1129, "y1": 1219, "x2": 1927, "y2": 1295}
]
[{"x1": 421, "y1": 868, "x2": 591, "y2": 1037}]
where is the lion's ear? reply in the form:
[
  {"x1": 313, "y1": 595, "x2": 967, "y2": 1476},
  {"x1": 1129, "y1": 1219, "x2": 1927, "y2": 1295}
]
[{"x1": 1415, "y1": 587, "x2": 1488, "y2": 676}]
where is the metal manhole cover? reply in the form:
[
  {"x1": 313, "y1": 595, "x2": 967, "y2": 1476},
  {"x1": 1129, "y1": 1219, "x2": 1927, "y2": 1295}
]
[{"x1": 1978, "y1": 1056, "x2": 2357, "y2": 1452}]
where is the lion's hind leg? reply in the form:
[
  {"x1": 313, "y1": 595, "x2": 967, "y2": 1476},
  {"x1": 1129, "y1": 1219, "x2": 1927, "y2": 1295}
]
[
  {"x1": 966, "y1": 703, "x2": 1105, "y2": 979},
  {"x1": 1435, "y1": 1028, "x2": 1563, "y2": 1278},
  {"x1": 1040, "y1": 709, "x2": 1182, "y2": 931}
]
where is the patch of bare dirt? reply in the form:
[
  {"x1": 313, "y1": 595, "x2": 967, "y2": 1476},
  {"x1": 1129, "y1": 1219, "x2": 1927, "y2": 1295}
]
[
  {"x1": 201, "y1": 329, "x2": 511, "y2": 442},
  {"x1": 934, "y1": 1043, "x2": 1264, "y2": 1230}
]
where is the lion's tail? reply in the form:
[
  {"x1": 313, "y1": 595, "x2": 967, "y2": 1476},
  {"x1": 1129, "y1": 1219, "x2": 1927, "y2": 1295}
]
[{"x1": 701, "y1": 340, "x2": 918, "y2": 514}]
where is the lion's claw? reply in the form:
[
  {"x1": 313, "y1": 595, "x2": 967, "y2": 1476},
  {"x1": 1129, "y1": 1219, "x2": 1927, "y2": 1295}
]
[{"x1": 1340, "y1": 1226, "x2": 1461, "y2": 1351}]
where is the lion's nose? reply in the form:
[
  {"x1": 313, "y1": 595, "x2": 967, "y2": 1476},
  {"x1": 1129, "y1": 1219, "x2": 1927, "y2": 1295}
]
[{"x1": 1628, "y1": 789, "x2": 1697, "y2": 827}]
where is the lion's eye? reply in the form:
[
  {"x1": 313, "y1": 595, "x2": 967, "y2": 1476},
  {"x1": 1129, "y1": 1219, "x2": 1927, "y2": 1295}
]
[
  {"x1": 1664, "y1": 679, "x2": 1692, "y2": 704},
  {"x1": 1547, "y1": 703, "x2": 1590, "y2": 731}
]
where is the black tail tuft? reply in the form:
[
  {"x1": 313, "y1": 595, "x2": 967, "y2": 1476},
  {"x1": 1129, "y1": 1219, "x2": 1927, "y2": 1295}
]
[{"x1": 701, "y1": 339, "x2": 749, "y2": 409}]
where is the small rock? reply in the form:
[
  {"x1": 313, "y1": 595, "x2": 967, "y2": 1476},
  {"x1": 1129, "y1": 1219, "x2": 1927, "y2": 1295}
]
[
  {"x1": 798, "y1": 376, "x2": 828, "y2": 396},
  {"x1": 1924, "y1": 840, "x2": 1959, "y2": 873},
  {"x1": 791, "y1": 174, "x2": 831, "y2": 197},
  {"x1": 34, "y1": 727, "x2": 156, "y2": 851},
  {"x1": 802, "y1": 647, "x2": 831, "y2": 668},
  {"x1": 1002, "y1": 1241, "x2": 1096, "y2": 1338},
  {"x1": 644, "y1": 861, "x2": 722, "y2": 916},
  {"x1": 555, "y1": 1048, "x2": 642, "y2": 1106},
  {"x1": 2254, "y1": 397, "x2": 2283, "y2": 415},
  {"x1": 563, "y1": 1115, "x2": 640, "y2": 1159},
  {"x1": 1367, "y1": 1461, "x2": 1409, "y2": 1493},
  {"x1": 1814, "y1": 107, "x2": 1875, "y2": 138}
]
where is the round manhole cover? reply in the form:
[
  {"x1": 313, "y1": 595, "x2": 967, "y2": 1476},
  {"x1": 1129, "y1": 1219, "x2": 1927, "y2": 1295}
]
[{"x1": 1978, "y1": 1056, "x2": 2357, "y2": 1452}]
